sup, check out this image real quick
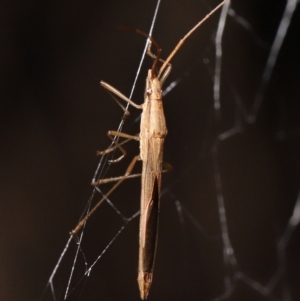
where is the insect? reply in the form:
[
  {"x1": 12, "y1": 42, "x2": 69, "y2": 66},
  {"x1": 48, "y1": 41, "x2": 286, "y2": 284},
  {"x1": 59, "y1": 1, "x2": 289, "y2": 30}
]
[{"x1": 70, "y1": 1, "x2": 228, "y2": 299}]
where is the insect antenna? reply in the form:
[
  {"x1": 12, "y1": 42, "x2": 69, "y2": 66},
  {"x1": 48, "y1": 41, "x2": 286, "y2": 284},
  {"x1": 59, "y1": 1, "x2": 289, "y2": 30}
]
[
  {"x1": 158, "y1": 0, "x2": 228, "y2": 77},
  {"x1": 117, "y1": 26, "x2": 162, "y2": 78}
]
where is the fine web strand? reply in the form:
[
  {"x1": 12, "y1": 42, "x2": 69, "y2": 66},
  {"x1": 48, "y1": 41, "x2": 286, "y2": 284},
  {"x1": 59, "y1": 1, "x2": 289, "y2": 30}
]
[
  {"x1": 213, "y1": 0, "x2": 230, "y2": 119},
  {"x1": 249, "y1": 0, "x2": 299, "y2": 122}
]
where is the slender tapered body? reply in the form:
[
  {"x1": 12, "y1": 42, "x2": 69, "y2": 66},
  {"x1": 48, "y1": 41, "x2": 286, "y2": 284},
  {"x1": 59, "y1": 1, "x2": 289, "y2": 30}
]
[{"x1": 138, "y1": 70, "x2": 167, "y2": 298}]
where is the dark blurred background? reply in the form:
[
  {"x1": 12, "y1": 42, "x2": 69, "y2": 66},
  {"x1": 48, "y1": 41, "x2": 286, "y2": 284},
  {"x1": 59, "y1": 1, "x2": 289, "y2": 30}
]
[{"x1": 1, "y1": 0, "x2": 300, "y2": 300}]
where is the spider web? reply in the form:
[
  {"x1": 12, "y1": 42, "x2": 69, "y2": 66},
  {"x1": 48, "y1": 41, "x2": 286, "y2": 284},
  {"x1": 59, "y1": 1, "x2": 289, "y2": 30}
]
[{"x1": 39, "y1": 0, "x2": 300, "y2": 300}]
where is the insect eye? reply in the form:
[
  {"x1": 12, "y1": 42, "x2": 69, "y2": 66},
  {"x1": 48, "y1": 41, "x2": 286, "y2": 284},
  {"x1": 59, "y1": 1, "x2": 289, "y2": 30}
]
[{"x1": 146, "y1": 88, "x2": 152, "y2": 95}]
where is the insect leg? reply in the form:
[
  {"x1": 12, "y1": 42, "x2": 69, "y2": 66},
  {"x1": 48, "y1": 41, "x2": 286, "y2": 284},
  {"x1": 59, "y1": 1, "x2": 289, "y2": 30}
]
[
  {"x1": 162, "y1": 161, "x2": 173, "y2": 173},
  {"x1": 98, "y1": 131, "x2": 139, "y2": 163},
  {"x1": 71, "y1": 155, "x2": 141, "y2": 235},
  {"x1": 92, "y1": 172, "x2": 142, "y2": 186},
  {"x1": 101, "y1": 81, "x2": 143, "y2": 110},
  {"x1": 100, "y1": 81, "x2": 142, "y2": 161}
]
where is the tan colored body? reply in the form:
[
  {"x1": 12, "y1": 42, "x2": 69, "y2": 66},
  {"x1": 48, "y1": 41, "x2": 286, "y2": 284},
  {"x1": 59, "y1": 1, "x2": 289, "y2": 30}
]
[{"x1": 138, "y1": 71, "x2": 167, "y2": 298}]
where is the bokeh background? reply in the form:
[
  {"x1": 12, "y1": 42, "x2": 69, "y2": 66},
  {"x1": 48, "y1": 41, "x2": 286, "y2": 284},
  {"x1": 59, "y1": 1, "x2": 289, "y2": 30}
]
[{"x1": 1, "y1": 0, "x2": 300, "y2": 300}]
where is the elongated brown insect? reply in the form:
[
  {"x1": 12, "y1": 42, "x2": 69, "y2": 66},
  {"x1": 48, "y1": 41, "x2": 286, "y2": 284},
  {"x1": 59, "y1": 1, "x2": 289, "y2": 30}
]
[{"x1": 70, "y1": 1, "x2": 228, "y2": 299}]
